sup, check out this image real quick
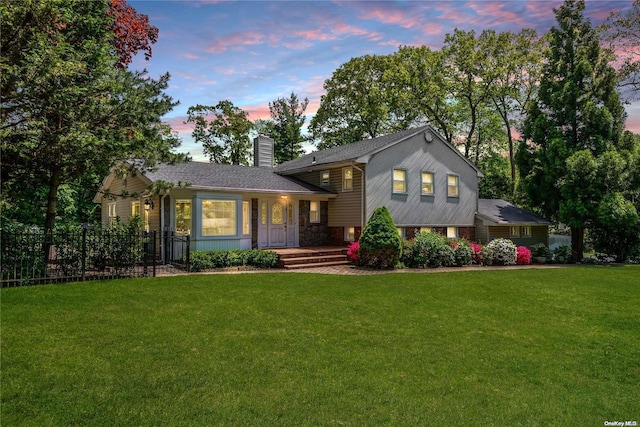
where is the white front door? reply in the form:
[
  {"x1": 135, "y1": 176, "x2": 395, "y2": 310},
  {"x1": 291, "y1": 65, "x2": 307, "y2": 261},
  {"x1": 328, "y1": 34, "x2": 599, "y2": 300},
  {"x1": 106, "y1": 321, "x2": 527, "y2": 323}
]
[{"x1": 269, "y1": 201, "x2": 287, "y2": 247}]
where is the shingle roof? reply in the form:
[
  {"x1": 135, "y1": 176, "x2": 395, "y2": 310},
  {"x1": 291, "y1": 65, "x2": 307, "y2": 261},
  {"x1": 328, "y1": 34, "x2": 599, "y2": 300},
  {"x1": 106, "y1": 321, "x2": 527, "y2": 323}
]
[
  {"x1": 478, "y1": 199, "x2": 550, "y2": 225},
  {"x1": 145, "y1": 161, "x2": 333, "y2": 195},
  {"x1": 275, "y1": 126, "x2": 430, "y2": 173}
]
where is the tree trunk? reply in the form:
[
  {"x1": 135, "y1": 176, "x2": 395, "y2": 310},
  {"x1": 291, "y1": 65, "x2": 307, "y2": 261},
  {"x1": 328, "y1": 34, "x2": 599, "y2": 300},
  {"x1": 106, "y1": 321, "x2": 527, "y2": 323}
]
[
  {"x1": 506, "y1": 125, "x2": 515, "y2": 193},
  {"x1": 44, "y1": 167, "x2": 61, "y2": 233},
  {"x1": 570, "y1": 226, "x2": 584, "y2": 263}
]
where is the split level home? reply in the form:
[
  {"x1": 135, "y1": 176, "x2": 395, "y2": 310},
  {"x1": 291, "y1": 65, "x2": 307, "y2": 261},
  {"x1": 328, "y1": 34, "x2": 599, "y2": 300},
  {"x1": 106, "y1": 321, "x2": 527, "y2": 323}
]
[{"x1": 94, "y1": 125, "x2": 549, "y2": 257}]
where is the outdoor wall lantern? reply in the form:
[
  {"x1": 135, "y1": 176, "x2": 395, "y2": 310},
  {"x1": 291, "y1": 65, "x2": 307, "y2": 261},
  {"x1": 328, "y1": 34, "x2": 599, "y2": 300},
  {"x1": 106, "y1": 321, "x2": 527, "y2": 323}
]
[{"x1": 144, "y1": 199, "x2": 154, "y2": 211}]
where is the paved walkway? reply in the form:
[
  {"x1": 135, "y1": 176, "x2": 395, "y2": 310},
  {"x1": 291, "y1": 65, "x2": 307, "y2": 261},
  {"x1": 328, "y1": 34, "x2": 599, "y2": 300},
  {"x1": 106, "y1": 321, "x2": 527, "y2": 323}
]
[{"x1": 157, "y1": 263, "x2": 568, "y2": 277}]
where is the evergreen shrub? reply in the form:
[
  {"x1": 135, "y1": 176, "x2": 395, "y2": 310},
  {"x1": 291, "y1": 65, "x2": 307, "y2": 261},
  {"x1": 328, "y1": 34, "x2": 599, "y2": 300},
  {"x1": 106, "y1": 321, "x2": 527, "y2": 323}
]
[{"x1": 358, "y1": 206, "x2": 402, "y2": 269}]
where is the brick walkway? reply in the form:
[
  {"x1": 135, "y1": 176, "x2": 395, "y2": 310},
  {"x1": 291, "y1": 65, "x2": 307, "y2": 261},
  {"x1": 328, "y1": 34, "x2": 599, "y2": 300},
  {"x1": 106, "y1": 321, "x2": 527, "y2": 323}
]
[{"x1": 157, "y1": 263, "x2": 566, "y2": 277}]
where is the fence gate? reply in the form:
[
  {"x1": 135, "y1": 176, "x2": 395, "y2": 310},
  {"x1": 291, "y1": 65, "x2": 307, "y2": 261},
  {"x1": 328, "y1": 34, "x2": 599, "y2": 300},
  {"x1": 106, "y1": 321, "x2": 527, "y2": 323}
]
[{"x1": 163, "y1": 230, "x2": 190, "y2": 271}]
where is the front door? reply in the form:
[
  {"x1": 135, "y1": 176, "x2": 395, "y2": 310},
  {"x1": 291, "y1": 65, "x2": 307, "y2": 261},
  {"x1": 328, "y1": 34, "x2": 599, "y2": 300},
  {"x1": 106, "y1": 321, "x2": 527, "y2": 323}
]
[{"x1": 269, "y1": 201, "x2": 286, "y2": 247}]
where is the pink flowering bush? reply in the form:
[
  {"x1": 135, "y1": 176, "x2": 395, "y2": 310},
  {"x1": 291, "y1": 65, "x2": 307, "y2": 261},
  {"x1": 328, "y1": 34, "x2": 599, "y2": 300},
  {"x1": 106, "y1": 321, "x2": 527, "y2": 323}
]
[
  {"x1": 516, "y1": 246, "x2": 532, "y2": 265},
  {"x1": 347, "y1": 241, "x2": 360, "y2": 265},
  {"x1": 470, "y1": 242, "x2": 484, "y2": 264}
]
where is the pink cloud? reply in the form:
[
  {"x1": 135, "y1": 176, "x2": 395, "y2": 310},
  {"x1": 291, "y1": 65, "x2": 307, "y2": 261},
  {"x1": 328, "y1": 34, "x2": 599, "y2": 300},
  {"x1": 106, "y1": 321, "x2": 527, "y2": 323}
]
[
  {"x1": 332, "y1": 22, "x2": 384, "y2": 41},
  {"x1": 358, "y1": 8, "x2": 421, "y2": 29},
  {"x1": 206, "y1": 31, "x2": 267, "y2": 54},
  {"x1": 294, "y1": 28, "x2": 334, "y2": 41},
  {"x1": 182, "y1": 52, "x2": 199, "y2": 60},
  {"x1": 467, "y1": 1, "x2": 528, "y2": 26},
  {"x1": 164, "y1": 116, "x2": 194, "y2": 135}
]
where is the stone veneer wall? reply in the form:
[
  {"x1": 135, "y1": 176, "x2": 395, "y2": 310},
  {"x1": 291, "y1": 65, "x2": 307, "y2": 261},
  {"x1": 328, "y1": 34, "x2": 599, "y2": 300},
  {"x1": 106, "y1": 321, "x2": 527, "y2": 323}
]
[{"x1": 298, "y1": 201, "x2": 329, "y2": 246}]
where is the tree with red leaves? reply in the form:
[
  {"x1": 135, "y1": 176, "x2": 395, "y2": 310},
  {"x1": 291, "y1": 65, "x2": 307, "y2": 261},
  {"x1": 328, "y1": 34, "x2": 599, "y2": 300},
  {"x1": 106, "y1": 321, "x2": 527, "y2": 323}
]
[{"x1": 107, "y1": 0, "x2": 159, "y2": 68}]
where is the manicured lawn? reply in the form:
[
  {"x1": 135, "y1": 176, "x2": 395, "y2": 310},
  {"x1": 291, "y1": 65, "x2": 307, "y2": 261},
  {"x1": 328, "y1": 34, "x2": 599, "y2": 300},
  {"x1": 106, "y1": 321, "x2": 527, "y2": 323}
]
[{"x1": 2, "y1": 267, "x2": 639, "y2": 426}]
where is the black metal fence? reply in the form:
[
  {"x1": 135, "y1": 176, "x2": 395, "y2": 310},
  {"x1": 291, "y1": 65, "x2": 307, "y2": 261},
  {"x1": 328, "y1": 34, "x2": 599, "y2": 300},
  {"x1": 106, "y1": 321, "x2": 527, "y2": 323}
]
[{"x1": 1, "y1": 227, "x2": 190, "y2": 287}]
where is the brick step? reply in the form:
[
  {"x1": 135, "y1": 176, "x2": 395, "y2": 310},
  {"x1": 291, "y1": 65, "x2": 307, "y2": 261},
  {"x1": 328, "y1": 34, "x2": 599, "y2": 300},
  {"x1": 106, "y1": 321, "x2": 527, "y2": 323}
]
[
  {"x1": 280, "y1": 254, "x2": 348, "y2": 266},
  {"x1": 277, "y1": 249, "x2": 347, "y2": 259},
  {"x1": 283, "y1": 260, "x2": 351, "y2": 270}
]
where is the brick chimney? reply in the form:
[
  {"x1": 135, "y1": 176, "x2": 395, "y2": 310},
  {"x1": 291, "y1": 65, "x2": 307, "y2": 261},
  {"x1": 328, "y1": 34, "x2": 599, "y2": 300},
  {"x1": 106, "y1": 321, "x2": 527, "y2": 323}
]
[{"x1": 253, "y1": 134, "x2": 274, "y2": 168}]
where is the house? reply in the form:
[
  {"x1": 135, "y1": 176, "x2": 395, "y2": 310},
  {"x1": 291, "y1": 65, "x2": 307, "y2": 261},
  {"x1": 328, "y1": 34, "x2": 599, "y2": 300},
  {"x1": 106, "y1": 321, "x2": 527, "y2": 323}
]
[{"x1": 94, "y1": 125, "x2": 549, "y2": 255}]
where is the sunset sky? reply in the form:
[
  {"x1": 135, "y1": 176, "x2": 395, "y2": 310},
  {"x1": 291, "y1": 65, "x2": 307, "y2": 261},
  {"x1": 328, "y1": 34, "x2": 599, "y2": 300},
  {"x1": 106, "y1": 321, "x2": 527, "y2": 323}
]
[{"x1": 128, "y1": 0, "x2": 638, "y2": 160}]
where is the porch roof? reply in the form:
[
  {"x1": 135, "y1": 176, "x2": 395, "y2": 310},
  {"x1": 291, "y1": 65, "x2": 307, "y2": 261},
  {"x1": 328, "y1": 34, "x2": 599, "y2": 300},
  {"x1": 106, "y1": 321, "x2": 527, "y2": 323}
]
[
  {"x1": 146, "y1": 161, "x2": 334, "y2": 195},
  {"x1": 477, "y1": 199, "x2": 551, "y2": 225}
]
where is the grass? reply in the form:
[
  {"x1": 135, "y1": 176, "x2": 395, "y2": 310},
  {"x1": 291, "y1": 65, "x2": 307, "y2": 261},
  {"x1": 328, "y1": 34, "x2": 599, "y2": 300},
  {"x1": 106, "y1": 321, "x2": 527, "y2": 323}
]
[{"x1": 2, "y1": 267, "x2": 639, "y2": 426}]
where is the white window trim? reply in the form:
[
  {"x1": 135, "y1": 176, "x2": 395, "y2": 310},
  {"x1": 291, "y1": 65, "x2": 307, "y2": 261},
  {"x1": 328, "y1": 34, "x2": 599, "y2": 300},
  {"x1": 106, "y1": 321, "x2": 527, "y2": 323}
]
[
  {"x1": 421, "y1": 171, "x2": 434, "y2": 196},
  {"x1": 447, "y1": 227, "x2": 458, "y2": 239},
  {"x1": 345, "y1": 226, "x2": 356, "y2": 241},
  {"x1": 342, "y1": 167, "x2": 353, "y2": 192},
  {"x1": 447, "y1": 174, "x2": 459, "y2": 197},
  {"x1": 107, "y1": 202, "x2": 117, "y2": 224},
  {"x1": 321, "y1": 170, "x2": 330, "y2": 186},
  {"x1": 510, "y1": 226, "x2": 520, "y2": 237},
  {"x1": 310, "y1": 201, "x2": 320, "y2": 223},
  {"x1": 201, "y1": 199, "x2": 238, "y2": 237},
  {"x1": 242, "y1": 201, "x2": 250, "y2": 235},
  {"x1": 521, "y1": 226, "x2": 531, "y2": 237},
  {"x1": 392, "y1": 168, "x2": 407, "y2": 194},
  {"x1": 131, "y1": 201, "x2": 141, "y2": 217}
]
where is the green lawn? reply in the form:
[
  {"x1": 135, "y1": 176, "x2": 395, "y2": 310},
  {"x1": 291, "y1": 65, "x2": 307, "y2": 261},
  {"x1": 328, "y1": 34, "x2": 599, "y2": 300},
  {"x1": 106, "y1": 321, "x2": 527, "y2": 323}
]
[{"x1": 2, "y1": 267, "x2": 639, "y2": 426}]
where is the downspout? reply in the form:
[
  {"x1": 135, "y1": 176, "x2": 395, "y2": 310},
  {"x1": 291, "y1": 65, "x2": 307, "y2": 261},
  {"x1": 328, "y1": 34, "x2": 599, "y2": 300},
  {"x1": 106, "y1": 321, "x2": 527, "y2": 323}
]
[{"x1": 352, "y1": 163, "x2": 365, "y2": 232}]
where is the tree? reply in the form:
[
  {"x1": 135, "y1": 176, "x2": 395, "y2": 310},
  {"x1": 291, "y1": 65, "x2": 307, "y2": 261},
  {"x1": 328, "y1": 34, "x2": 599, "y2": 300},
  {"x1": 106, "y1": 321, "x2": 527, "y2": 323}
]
[
  {"x1": 268, "y1": 92, "x2": 309, "y2": 163},
  {"x1": 443, "y1": 29, "x2": 499, "y2": 158},
  {"x1": 392, "y1": 46, "x2": 458, "y2": 144},
  {"x1": 601, "y1": 0, "x2": 640, "y2": 100},
  {"x1": 1, "y1": 0, "x2": 183, "y2": 232},
  {"x1": 487, "y1": 29, "x2": 543, "y2": 188},
  {"x1": 186, "y1": 101, "x2": 254, "y2": 165},
  {"x1": 107, "y1": 0, "x2": 158, "y2": 68},
  {"x1": 518, "y1": 0, "x2": 627, "y2": 261},
  {"x1": 309, "y1": 54, "x2": 402, "y2": 149}
]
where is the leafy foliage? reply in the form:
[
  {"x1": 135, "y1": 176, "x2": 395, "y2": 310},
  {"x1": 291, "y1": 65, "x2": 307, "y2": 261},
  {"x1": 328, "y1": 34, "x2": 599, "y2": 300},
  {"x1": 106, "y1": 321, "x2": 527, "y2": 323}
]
[
  {"x1": 187, "y1": 249, "x2": 279, "y2": 272},
  {"x1": 107, "y1": 0, "x2": 158, "y2": 68},
  {"x1": 358, "y1": 206, "x2": 402, "y2": 269},
  {"x1": 186, "y1": 101, "x2": 253, "y2": 165},
  {"x1": 1, "y1": 0, "x2": 184, "y2": 231},
  {"x1": 267, "y1": 92, "x2": 309, "y2": 164},
  {"x1": 516, "y1": 246, "x2": 532, "y2": 265},
  {"x1": 347, "y1": 241, "x2": 360, "y2": 265},
  {"x1": 403, "y1": 232, "x2": 455, "y2": 268}
]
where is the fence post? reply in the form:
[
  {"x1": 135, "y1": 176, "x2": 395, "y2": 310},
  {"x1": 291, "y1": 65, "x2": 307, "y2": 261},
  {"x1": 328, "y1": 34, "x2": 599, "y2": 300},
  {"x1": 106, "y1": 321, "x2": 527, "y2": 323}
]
[
  {"x1": 152, "y1": 230, "x2": 157, "y2": 277},
  {"x1": 143, "y1": 231, "x2": 148, "y2": 277},
  {"x1": 185, "y1": 235, "x2": 191, "y2": 272},
  {"x1": 81, "y1": 226, "x2": 87, "y2": 282}
]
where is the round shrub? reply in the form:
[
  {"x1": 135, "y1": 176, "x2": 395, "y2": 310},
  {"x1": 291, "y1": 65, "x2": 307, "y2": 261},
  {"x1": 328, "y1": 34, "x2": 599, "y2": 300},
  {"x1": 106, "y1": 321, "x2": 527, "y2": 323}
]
[
  {"x1": 412, "y1": 231, "x2": 455, "y2": 268},
  {"x1": 552, "y1": 245, "x2": 572, "y2": 264},
  {"x1": 188, "y1": 252, "x2": 214, "y2": 272},
  {"x1": 516, "y1": 246, "x2": 531, "y2": 265},
  {"x1": 358, "y1": 206, "x2": 402, "y2": 269},
  {"x1": 451, "y1": 240, "x2": 474, "y2": 267},
  {"x1": 486, "y1": 238, "x2": 517, "y2": 266},
  {"x1": 400, "y1": 239, "x2": 416, "y2": 267}
]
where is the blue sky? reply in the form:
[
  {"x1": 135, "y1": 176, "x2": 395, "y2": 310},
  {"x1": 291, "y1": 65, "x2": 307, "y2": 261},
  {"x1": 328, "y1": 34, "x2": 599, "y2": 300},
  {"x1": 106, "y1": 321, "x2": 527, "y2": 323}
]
[{"x1": 128, "y1": 0, "x2": 638, "y2": 161}]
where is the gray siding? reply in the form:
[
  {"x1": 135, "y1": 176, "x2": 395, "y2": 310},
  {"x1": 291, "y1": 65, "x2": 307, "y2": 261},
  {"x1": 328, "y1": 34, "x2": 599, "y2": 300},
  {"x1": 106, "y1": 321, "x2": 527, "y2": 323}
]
[{"x1": 365, "y1": 132, "x2": 478, "y2": 227}]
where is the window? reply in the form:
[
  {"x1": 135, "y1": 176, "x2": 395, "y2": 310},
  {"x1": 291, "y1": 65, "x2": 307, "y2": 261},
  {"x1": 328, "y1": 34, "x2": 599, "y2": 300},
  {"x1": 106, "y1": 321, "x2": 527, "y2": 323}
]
[
  {"x1": 420, "y1": 227, "x2": 432, "y2": 234},
  {"x1": 447, "y1": 227, "x2": 458, "y2": 239},
  {"x1": 421, "y1": 172, "x2": 434, "y2": 195},
  {"x1": 346, "y1": 227, "x2": 355, "y2": 241},
  {"x1": 343, "y1": 167, "x2": 353, "y2": 191},
  {"x1": 261, "y1": 201, "x2": 267, "y2": 225},
  {"x1": 242, "y1": 201, "x2": 250, "y2": 235},
  {"x1": 321, "y1": 171, "x2": 330, "y2": 186},
  {"x1": 447, "y1": 174, "x2": 459, "y2": 197},
  {"x1": 310, "y1": 201, "x2": 320, "y2": 223},
  {"x1": 107, "y1": 203, "x2": 117, "y2": 224},
  {"x1": 397, "y1": 227, "x2": 404, "y2": 238},
  {"x1": 510, "y1": 226, "x2": 520, "y2": 237},
  {"x1": 522, "y1": 226, "x2": 531, "y2": 237},
  {"x1": 131, "y1": 201, "x2": 141, "y2": 217},
  {"x1": 202, "y1": 200, "x2": 236, "y2": 236},
  {"x1": 175, "y1": 199, "x2": 192, "y2": 235},
  {"x1": 393, "y1": 169, "x2": 407, "y2": 193}
]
